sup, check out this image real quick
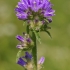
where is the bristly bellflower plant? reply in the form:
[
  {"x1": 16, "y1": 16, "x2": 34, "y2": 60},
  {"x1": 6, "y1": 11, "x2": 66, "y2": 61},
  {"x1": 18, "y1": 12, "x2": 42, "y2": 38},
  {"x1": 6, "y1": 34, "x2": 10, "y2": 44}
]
[{"x1": 15, "y1": 0, "x2": 55, "y2": 70}]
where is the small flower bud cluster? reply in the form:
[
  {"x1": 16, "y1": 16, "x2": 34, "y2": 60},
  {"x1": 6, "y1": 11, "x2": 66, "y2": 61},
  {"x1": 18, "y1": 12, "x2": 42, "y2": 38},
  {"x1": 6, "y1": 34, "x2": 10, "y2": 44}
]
[
  {"x1": 28, "y1": 19, "x2": 51, "y2": 32},
  {"x1": 17, "y1": 52, "x2": 33, "y2": 70},
  {"x1": 16, "y1": 33, "x2": 34, "y2": 50},
  {"x1": 17, "y1": 52, "x2": 45, "y2": 70},
  {"x1": 16, "y1": 33, "x2": 45, "y2": 70},
  {"x1": 38, "y1": 57, "x2": 45, "y2": 70}
]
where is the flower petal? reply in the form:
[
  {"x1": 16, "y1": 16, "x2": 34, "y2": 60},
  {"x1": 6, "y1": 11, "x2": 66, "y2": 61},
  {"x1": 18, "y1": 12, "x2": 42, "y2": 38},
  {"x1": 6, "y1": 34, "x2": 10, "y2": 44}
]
[
  {"x1": 16, "y1": 13, "x2": 27, "y2": 20},
  {"x1": 17, "y1": 57, "x2": 26, "y2": 66},
  {"x1": 38, "y1": 57, "x2": 45, "y2": 64},
  {"x1": 16, "y1": 35, "x2": 24, "y2": 42}
]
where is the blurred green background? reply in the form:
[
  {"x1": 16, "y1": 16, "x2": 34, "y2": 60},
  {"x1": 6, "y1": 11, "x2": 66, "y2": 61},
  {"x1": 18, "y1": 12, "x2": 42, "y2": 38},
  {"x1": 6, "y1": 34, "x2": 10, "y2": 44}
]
[{"x1": 0, "y1": 0, "x2": 70, "y2": 70}]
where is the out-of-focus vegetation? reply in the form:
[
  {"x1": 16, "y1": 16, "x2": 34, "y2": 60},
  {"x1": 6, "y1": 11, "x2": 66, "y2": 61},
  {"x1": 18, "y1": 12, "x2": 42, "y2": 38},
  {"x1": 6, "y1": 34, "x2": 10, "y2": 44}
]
[{"x1": 0, "y1": 0, "x2": 70, "y2": 70}]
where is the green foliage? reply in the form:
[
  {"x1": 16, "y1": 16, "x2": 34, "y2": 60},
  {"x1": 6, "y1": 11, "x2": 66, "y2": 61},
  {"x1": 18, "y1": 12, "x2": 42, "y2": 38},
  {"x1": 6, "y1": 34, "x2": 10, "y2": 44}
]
[
  {"x1": 33, "y1": 30, "x2": 41, "y2": 44},
  {"x1": 16, "y1": 50, "x2": 22, "y2": 62}
]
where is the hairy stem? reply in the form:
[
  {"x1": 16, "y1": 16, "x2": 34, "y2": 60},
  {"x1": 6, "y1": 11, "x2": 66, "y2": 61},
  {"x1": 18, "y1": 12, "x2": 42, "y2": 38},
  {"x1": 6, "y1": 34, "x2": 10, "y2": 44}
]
[
  {"x1": 26, "y1": 23, "x2": 37, "y2": 70},
  {"x1": 26, "y1": 24, "x2": 29, "y2": 34},
  {"x1": 32, "y1": 32, "x2": 37, "y2": 70}
]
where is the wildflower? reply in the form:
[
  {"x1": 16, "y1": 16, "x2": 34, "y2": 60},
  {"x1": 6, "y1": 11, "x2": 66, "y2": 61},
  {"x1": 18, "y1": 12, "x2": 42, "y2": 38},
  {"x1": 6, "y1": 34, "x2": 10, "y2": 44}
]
[
  {"x1": 16, "y1": 33, "x2": 34, "y2": 50},
  {"x1": 15, "y1": 0, "x2": 55, "y2": 22},
  {"x1": 22, "y1": 52, "x2": 32, "y2": 61},
  {"x1": 17, "y1": 52, "x2": 33, "y2": 69},
  {"x1": 38, "y1": 57, "x2": 45, "y2": 70},
  {"x1": 16, "y1": 35, "x2": 24, "y2": 42},
  {"x1": 38, "y1": 57, "x2": 45, "y2": 65},
  {"x1": 17, "y1": 57, "x2": 26, "y2": 66},
  {"x1": 15, "y1": 0, "x2": 55, "y2": 40}
]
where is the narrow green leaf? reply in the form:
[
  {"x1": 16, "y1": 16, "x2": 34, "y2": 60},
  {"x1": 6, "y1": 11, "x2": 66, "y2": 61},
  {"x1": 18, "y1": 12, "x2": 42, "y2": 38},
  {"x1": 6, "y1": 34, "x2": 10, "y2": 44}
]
[
  {"x1": 33, "y1": 30, "x2": 41, "y2": 44},
  {"x1": 16, "y1": 50, "x2": 22, "y2": 62},
  {"x1": 45, "y1": 30, "x2": 52, "y2": 38}
]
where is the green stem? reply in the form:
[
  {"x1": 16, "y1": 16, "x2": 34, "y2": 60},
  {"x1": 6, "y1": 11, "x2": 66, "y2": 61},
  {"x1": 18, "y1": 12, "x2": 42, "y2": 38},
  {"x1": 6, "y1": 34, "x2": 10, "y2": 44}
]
[
  {"x1": 26, "y1": 24, "x2": 29, "y2": 34},
  {"x1": 26, "y1": 23, "x2": 37, "y2": 70},
  {"x1": 32, "y1": 32, "x2": 37, "y2": 70}
]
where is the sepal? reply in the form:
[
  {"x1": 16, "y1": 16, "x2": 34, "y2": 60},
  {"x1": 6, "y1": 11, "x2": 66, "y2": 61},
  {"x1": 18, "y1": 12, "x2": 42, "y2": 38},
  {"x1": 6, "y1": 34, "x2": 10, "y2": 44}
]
[
  {"x1": 45, "y1": 30, "x2": 52, "y2": 38},
  {"x1": 16, "y1": 50, "x2": 22, "y2": 62}
]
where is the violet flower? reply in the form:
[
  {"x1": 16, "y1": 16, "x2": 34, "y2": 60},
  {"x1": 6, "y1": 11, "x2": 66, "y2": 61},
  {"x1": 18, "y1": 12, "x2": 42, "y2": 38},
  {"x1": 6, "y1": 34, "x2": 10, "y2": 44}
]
[
  {"x1": 16, "y1": 45, "x2": 23, "y2": 49},
  {"x1": 17, "y1": 57, "x2": 27, "y2": 66},
  {"x1": 16, "y1": 35, "x2": 24, "y2": 42},
  {"x1": 15, "y1": 0, "x2": 55, "y2": 22},
  {"x1": 16, "y1": 34, "x2": 33, "y2": 49},
  {"x1": 23, "y1": 52, "x2": 32, "y2": 60},
  {"x1": 37, "y1": 57, "x2": 45, "y2": 70},
  {"x1": 38, "y1": 57, "x2": 45, "y2": 65},
  {"x1": 17, "y1": 52, "x2": 32, "y2": 67}
]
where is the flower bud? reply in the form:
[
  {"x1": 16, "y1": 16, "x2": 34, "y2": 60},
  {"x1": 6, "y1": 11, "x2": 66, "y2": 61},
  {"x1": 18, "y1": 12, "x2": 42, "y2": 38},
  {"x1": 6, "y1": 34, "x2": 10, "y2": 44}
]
[
  {"x1": 16, "y1": 33, "x2": 34, "y2": 50},
  {"x1": 38, "y1": 57, "x2": 45, "y2": 70},
  {"x1": 17, "y1": 52, "x2": 33, "y2": 70}
]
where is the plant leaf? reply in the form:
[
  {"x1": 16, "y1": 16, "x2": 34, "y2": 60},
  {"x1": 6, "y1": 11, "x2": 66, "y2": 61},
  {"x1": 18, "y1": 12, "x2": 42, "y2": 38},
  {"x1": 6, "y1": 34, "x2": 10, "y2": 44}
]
[
  {"x1": 33, "y1": 30, "x2": 41, "y2": 44},
  {"x1": 45, "y1": 30, "x2": 52, "y2": 38},
  {"x1": 16, "y1": 50, "x2": 22, "y2": 62}
]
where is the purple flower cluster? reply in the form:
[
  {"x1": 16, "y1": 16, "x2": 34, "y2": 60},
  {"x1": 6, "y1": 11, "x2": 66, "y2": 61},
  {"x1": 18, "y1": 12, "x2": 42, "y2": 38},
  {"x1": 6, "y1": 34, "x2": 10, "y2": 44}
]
[
  {"x1": 16, "y1": 33, "x2": 34, "y2": 49},
  {"x1": 17, "y1": 52, "x2": 45, "y2": 68},
  {"x1": 15, "y1": 0, "x2": 55, "y2": 22},
  {"x1": 17, "y1": 52, "x2": 32, "y2": 66}
]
